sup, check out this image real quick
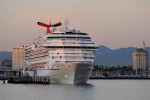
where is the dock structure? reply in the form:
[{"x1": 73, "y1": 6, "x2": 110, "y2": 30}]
[
  {"x1": 0, "y1": 67, "x2": 51, "y2": 84},
  {"x1": 0, "y1": 67, "x2": 21, "y2": 79},
  {"x1": 8, "y1": 76, "x2": 51, "y2": 84}
]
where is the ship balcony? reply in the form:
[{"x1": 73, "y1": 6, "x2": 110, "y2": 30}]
[
  {"x1": 50, "y1": 57, "x2": 94, "y2": 61},
  {"x1": 48, "y1": 50, "x2": 94, "y2": 54},
  {"x1": 48, "y1": 54, "x2": 94, "y2": 57},
  {"x1": 52, "y1": 58, "x2": 94, "y2": 63},
  {"x1": 45, "y1": 38, "x2": 94, "y2": 43},
  {"x1": 43, "y1": 43, "x2": 96, "y2": 47}
]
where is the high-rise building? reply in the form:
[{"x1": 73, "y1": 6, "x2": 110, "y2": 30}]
[
  {"x1": 12, "y1": 46, "x2": 25, "y2": 69},
  {"x1": 132, "y1": 42, "x2": 149, "y2": 70}
]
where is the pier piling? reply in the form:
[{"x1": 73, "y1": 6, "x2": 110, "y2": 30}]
[{"x1": 3, "y1": 78, "x2": 5, "y2": 84}]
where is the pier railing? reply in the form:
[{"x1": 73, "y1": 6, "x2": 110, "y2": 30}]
[{"x1": 0, "y1": 67, "x2": 21, "y2": 79}]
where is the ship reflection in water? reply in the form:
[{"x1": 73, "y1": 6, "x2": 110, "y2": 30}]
[{"x1": 0, "y1": 80, "x2": 150, "y2": 100}]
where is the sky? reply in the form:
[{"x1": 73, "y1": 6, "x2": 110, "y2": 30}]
[{"x1": 0, "y1": 0, "x2": 150, "y2": 51}]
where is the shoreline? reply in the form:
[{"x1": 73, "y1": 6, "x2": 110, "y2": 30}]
[{"x1": 90, "y1": 76, "x2": 150, "y2": 80}]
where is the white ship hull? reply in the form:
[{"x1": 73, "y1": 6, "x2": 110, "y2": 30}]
[{"x1": 27, "y1": 63, "x2": 93, "y2": 84}]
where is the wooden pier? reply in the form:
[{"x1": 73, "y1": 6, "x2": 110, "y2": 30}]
[{"x1": 8, "y1": 76, "x2": 51, "y2": 84}]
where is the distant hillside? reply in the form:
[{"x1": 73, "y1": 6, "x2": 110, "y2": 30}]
[
  {"x1": 0, "y1": 51, "x2": 12, "y2": 60},
  {"x1": 95, "y1": 45, "x2": 150, "y2": 66}
]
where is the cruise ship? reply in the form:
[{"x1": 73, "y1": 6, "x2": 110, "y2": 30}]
[{"x1": 24, "y1": 20, "x2": 98, "y2": 84}]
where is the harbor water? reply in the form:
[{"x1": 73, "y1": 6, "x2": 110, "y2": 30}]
[{"x1": 0, "y1": 80, "x2": 150, "y2": 100}]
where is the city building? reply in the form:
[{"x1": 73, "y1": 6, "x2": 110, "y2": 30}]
[
  {"x1": 1, "y1": 59, "x2": 12, "y2": 67},
  {"x1": 12, "y1": 46, "x2": 25, "y2": 69},
  {"x1": 0, "y1": 58, "x2": 2, "y2": 67},
  {"x1": 132, "y1": 42, "x2": 149, "y2": 70}
]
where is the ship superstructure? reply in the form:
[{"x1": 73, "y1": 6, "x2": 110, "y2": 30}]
[{"x1": 24, "y1": 20, "x2": 98, "y2": 84}]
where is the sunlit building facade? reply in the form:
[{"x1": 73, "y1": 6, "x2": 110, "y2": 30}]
[
  {"x1": 12, "y1": 46, "x2": 25, "y2": 69},
  {"x1": 133, "y1": 48, "x2": 149, "y2": 70}
]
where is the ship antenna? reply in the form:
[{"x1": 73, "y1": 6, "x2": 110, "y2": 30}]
[
  {"x1": 143, "y1": 41, "x2": 146, "y2": 50},
  {"x1": 64, "y1": 20, "x2": 69, "y2": 31},
  {"x1": 50, "y1": 20, "x2": 51, "y2": 27}
]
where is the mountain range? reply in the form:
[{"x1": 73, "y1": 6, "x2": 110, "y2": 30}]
[
  {"x1": 0, "y1": 51, "x2": 12, "y2": 60},
  {"x1": 0, "y1": 51, "x2": 11, "y2": 66},
  {"x1": 95, "y1": 45, "x2": 150, "y2": 66},
  {"x1": 0, "y1": 45, "x2": 150, "y2": 66}
]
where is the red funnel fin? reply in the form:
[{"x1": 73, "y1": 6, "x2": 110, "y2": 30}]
[{"x1": 37, "y1": 21, "x2": 62, "y2": 34}]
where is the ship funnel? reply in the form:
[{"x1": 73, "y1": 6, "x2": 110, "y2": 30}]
[{"x1": 37, "y1": 21, "x2": 62, "y2": 34}]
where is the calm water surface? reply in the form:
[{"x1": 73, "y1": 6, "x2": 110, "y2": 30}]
[{"x1": 0, "y1": 80, "x2": 150, "y2": 100}]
